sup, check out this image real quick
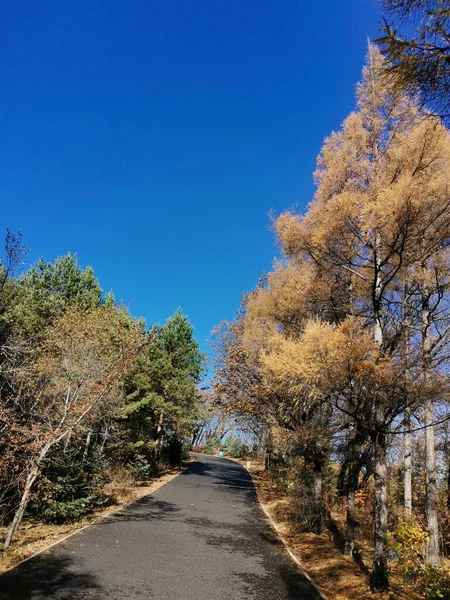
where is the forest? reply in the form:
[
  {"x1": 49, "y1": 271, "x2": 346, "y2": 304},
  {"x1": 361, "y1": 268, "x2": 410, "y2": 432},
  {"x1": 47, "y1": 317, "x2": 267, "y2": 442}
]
[
  {"x1": 0, "y1": 242, "x2": 205, "y2": 554},
  {"x1": 212, "y1": 41, "x2": 450, "y2": 598}
]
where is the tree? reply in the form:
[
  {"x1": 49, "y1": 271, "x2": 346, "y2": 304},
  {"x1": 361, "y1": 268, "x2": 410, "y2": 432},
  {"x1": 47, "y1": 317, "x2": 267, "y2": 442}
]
[
  {"x1": 0, "y1": 230, "x2": 27, "y2": 386},
  {"x1": 0, "y1": 231, "x2": 28, "y2": 525},
  {"x1": 123, "y1": 309, "x2": 205, "y2": 463},
  {"x1": 378, "y1": 0, "x2": 450, "y2": 121},
  {"x1": 213, "y1": 265, "x2": 339, "y2": 534},
  {"x1": 191, "y1": 390, "x2": 234, "y2": 449},
  {"x1": 0, "y1": 242, "x2": 207, "y2": 550},
  {"x1": 5, "y1": 253, "x2": 102, "y2": 336}
]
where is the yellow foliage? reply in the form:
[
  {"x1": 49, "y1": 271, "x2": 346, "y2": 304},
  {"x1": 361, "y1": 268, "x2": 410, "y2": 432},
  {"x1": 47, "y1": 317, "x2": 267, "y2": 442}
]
[
  {"x1": 259, "y1": 317, "x2": 385, "y2": 401},
  {"x1": 30, "y1": 305, "x2": 143, "y2": 432},
  {"x1": 275, "y1": 47, "x2": 450, "y2": 288}
]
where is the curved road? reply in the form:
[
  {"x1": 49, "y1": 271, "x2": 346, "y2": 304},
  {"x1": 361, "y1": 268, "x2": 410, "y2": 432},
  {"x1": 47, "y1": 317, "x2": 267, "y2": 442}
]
[{"x1": 0, "y1": 455, "x2": 321, "y2": 599}]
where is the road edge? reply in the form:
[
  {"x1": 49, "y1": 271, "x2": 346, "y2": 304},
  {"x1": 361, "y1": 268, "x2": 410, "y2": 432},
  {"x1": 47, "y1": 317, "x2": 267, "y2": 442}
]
[
  {"x1": 0, "y1": 457, "x2": 194, "y2": 576},
  {"x1": 226, "y1": 456, "x2": 328, "y2": 600}
]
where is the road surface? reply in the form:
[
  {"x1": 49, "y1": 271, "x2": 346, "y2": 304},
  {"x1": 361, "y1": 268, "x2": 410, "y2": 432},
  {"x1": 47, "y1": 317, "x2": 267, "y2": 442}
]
[{"x1": 0, "y1": 455, "x2": 321, "y2": 599}]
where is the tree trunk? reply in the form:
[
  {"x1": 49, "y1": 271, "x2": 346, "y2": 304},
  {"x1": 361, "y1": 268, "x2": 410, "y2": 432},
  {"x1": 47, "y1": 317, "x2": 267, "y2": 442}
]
[
  {"x1": 64, "y1": 429, "x2": 71, "y2": 449},
  {"x1": 265, "y1": 434, "x2": 273, "y2": 472},
  {"x1": 369, "y1": 233, "x2": 389, "y2": 592},
  {"x1": 3, "y1": 430, "x2": 70, "y2": 550},
  {"x1": 345, "y1": 269, "x2": 357, "y2": 556},
  {"x1": 3, "y1": 437, "x2": 57, "y2": 550},
  {"x1": 156, "y1": 410, "x2": 164, "y2": 441},
  {"x1": 424, "y1": 397, "x2": 440, "y2": 566},
  {"x1": 342, "y1": 437, "x2": 361, "y2": 556},
  {"x1": 191, "y1": 425, "x2": 203, "y2": 449},
  {"x1": 345, "y1": 488, "x2": 356, "y2": 556},
  {"x1": 83, "y1": 426, "x2": 93, "y2": 461},
  {"x1": 446, "y1": 454, "x2": 450, "y2": 515},
  {"x1": 311, "y1": 459, "x2": 324, "y2": 534},
  {"x1": 346, "y1": 451, "x2": 362, "y2": 556},
  {"x1": 368, "y1": 235, "x2": 390, "y2": 590},
  {"x1": 404, "y1": 410, "x2": 412, "y2": 517},
  {"x1": 100, "y1": 424, "x2": 109, "y2": 454},
  {"x1": 370, "y1": 430, "x2": 389, "y2": 593},
  {"x1": 4, "y1": 469, "x2": 38, "y2": 550},
  {"x1": 402, "y1": 287, "x2": 412, "y2": 517},
  {"x1": 155, "y1": 409, "x2": 165, "y2": 462},
  {"x1": 422, "y1": 284, "x2": 440, "y2": 566}
]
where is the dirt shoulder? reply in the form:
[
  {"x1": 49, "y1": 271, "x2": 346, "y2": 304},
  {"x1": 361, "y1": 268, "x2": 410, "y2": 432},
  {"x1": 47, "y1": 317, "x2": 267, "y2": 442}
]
[{"x1": 0, "y1": 459, "x2": 193, "y2": 575}]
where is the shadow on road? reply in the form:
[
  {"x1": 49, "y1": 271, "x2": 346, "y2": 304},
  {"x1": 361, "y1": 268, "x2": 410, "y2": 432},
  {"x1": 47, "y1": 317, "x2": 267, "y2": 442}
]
[
  {"x1": 0, "y1": 553, "x2": 101, "y2": 600},
  {"x1": 0, "y1": 456, "x2": 322, "y2": 600},
  {"x1": 103, "y1": 497, "x2": 181, "y2": 523},
  {"x1": 236, "y1": 563, "x2": 321, "y2": 599},
  {"x1": 182, "y1": 457, "x2": 322, "y2": 600},
  {"x1": 183, "y1": 457, "x2": 257, "y2": 501}
]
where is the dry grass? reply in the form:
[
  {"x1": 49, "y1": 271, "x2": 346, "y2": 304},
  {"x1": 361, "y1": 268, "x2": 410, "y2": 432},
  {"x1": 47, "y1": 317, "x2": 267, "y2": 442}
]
[
  {"x1": 0, "y1": 460, "x2": 191, "y2": 575},
  {"x1": 239, "y1": 459, "x2": 420, "y2": 600}
]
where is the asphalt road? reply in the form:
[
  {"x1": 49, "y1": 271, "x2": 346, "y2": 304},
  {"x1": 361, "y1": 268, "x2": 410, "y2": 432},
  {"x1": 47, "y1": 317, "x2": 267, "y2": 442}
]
[{"x1": 0, "y1": 455, "x2": 321, "y2": 600}]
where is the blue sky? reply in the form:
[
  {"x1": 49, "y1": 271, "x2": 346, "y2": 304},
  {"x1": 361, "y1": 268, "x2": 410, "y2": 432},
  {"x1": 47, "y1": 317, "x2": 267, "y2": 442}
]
[{"x1": 2, "y1": 0, "x2": 381, "y2": 368}]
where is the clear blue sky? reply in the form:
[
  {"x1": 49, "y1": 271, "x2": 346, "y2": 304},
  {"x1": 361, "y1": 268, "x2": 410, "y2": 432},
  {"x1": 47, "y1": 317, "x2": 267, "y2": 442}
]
[{"x1": 2, "y1": 0, "x2": 381, "y2": 365}]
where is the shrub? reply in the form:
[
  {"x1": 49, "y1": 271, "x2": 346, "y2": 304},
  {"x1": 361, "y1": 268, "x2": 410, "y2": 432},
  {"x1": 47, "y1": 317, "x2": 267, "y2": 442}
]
[
  {"x1": 29, "y1": 445, "x2": 110, "y2": 523},
  {"x1": 203, "y1": 437, "x2": 220, "y2": 455},
  {"x1": 128, "y1": 453, "x2": 156, "y2": 481},
  {"x1": 389, "y1": 518, "x2": 450, "y2": 600},
  {"x1": 37, "y1": 495, "x2": 110, "y2": 524},
  {"x1": 224, "y1": 435, "x2": 249, "y2": 459},
  {"x1": 420, "y1": 566, "x2": 450, "y2": 600},
  {"x1": 389, "y1": 517, "x2": 429, "y2": 575}
]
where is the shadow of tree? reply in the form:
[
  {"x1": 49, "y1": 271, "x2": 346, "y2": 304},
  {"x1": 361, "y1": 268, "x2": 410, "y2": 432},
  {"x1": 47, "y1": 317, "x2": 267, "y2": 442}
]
[
  {"x1": 0, "y1": 553, "x2": 101, "y2": 600},
  {"x1": 182, "y1": 457, "x2": 257, "y2": 501},
  {"x1": 236, "y1": 564, "x2": 322, "y2": 600},
  {"x1": 183, "y1": 457, "x2": 322, "y2": 599},
  {"x1": 326, "y1": 513, "x2": 370, "y2": 577},
  {"x1": 102, "y1": 497, "x2": 181, "y2": 523},
  {"x1": 0, "y1": 456, "x2": 322, "y2": 600}
]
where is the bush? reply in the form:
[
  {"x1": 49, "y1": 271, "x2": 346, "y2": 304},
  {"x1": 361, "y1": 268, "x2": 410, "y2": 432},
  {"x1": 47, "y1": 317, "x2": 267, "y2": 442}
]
[
  {"x1": 224, "y1": 435, "x2": 249, "y2": 459},
  {"x1": 128, "y1": 453, "x2": 156, "y2": 481},
  {"x1": 203, "y1": 437, "x2": 220, "y2": 455},
  {"x1": 420, "y1": 566, "x2": 450, "y2": 600},
  {"x1": 389, "y1": 518, "x2": 450, "y2": 600},
  {"x1": 29, "y1": 445, "x2": 110, "y2": 523},
  {"x1": 37, "y1": 495, "x2": 110, "y2": 524},
  {"x1": 389, "y1": 517, "x2": 429, "y2": 574}
]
